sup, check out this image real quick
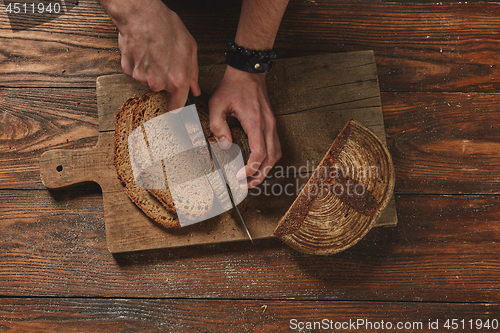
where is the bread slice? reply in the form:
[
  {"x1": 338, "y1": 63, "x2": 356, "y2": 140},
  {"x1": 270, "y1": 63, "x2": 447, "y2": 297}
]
[
  {"x1": 131, "y1": 92, "x2": 214, "y2": 220},
  {"x1": 114, "y1": 97, "x2": 180, "y2": 228},
  {"x1": 114, "y1": 91, "x2": 251, "y2": 227},
  {"x1": 129, "y1": 92, "x2": 175, "y2": 211}
]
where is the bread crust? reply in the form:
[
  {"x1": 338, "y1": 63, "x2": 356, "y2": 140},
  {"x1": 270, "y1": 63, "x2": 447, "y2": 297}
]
[
  {"x1": 131, "y1": 92, "x2": 215, "y2": 219},
  {"x1": 114, "y1": 91, "x2": 251, "y2": 228},
  {"x1": 273, "y1": 120, "x2": 395, "y2": 255},
  {"x1": 114, "y1": 96, "x2": 181, "y2": 228}
]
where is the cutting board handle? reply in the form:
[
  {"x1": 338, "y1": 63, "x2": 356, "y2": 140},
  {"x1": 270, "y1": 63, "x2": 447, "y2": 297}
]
[{"x1": 40, "y1": 145, "x2": 109, "y2": 189}]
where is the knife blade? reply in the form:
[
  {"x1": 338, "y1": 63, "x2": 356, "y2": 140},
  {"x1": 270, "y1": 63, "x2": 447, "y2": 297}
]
[{"x1": 185, "y1": 91, "x2": 253, "y2": 242}]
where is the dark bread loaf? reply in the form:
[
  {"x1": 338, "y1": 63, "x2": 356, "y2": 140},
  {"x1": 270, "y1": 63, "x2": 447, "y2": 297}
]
[
  {"x1": 273, "y1": 120, "x2": 395, "y2": 255},
  {"x1": 114, "y1": 91, "x2": 250, "y2": 227}
]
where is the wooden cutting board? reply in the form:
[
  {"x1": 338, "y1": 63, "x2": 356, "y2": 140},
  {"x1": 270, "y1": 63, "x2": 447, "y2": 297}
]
[{"x1": 40, "y1": 51, "x2": 398, "y2": 253}]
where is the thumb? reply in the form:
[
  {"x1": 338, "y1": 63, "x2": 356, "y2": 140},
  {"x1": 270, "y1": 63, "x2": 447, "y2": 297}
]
[{"x1": 209, "y1": 102, "x2": 233, "y2": 150}]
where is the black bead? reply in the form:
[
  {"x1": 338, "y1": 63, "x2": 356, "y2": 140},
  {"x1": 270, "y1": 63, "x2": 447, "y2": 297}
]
[
  {"x1": 244, "y1": 49, "x2": 252, "y2": 57},
  {"x1": 257, "y1": 52, "x2": 265, "y2": 59},
  {"x1": 229, "y1": 43, "x2": 237, "y2": 52},
  {"x1": 237, "y1": 46, "x2": 244, "y2": 53}
]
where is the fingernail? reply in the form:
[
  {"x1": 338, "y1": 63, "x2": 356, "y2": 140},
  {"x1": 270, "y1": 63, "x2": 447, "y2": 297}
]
[
  {"x1": 218, "y1": 136, "x2": 231, "y2": 150},
  {"x1": 236, "y1": 168, "x2": 246, "y2": 180}
]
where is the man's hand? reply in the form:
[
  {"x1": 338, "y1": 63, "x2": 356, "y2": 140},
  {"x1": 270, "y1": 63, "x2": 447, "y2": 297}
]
[
  {"x1": 209, "y1": 66, "x2": 282, "y2": 189},
  {"x1": 208, "y1": 0, "x2": 288, "y2": 188},
  {"x1": 100, "y1": 0, "x2": 201, "y2": 110}
]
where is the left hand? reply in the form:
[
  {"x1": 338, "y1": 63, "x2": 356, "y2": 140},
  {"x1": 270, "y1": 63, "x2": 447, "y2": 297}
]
[{"x1": 209, "y1": 66, "x2": 282, "y2": 189}]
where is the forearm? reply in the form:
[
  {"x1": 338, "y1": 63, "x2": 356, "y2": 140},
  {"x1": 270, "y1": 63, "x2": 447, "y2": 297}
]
[
  {"x1": 235, "y1": 0, "x2": 289, "y2": 50},
  {"x1": 98, "y1": 0, "x2": 167, "y2": 29}
]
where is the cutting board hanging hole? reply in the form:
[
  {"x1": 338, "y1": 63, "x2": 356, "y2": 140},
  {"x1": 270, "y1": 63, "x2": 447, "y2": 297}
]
[{"x1": 40, "y1": 147, "x2": 99, "y2": 189}]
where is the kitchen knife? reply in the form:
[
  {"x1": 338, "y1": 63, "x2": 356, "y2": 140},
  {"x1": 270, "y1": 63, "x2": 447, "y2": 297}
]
[{"x1": 184, "y1": 91, "x2": 253, "y2": 242}]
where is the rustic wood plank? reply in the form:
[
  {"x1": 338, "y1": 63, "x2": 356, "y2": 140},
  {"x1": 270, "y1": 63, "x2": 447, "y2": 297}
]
[
  {"x1": 1, "y1": 191, "x2": 499, "y2": 302},
  {"x1": 0, "y1": 0, "x2": 121, "y2": 87},
  {"x1": 277, "y1": 0, "x2": 500, "y2": 92},
  {"x1": 0, "y1": 0, "x2": 115, "y2": 35},
  {"x1": 382, "y1": 92, "x2": 500, "y2": 194},
  {"x1": 0, "y1": 88, "x2": 98, "y2": 189},
  {"x1": 1, "y1": 0, "x2": 498, "y2": 323},
  {"x1": 3, "y1": 89, "x2": 500, "y2": 195},
  {"x1": 3, "y1": 0, "x2": 500, "y2": 92},
  {"x1": 0, "y1": 298, "x2": 498, "y2": 332},
  {"x1": 197, "y1": 52, "x2": 381, "y2": 117},
  {"x1": 272, "y1": 0, "x2": 500, "y2": 93},
  {"x1": 0, "y1": 30, "x2": 121, "y2": 88}
]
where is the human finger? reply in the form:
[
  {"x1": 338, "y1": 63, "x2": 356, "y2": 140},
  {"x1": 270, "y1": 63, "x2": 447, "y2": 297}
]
[
  {"x1": 165, "y1": 83, "x2": 190, "y2": 112},
  {"x1": 247, "y1": 126, "x2": 281, "y2": 188},
  {"x1": 190, "y1": 51, "x2": 201, "y2": 97},
  {"x1": 236, "y1": 121, "x2": 267, "y2": 184},
  {"x1": 209, "y1": 96, "x2": 234, "y2": 150}
]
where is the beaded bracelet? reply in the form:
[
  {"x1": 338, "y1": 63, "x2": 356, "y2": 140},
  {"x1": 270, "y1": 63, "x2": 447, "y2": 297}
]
[{"x1": 225, "y1": 40, "x2": 277, "y2": 74}]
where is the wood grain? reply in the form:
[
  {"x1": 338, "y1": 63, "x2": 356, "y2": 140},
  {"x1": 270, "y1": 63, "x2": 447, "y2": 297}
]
[
  {"x1": 3, "y1": 0, "x2": 500, "y2": 92},
  {"x1": 277, "y1": 0, "x2": 500, "y2": 92},
  {"x1": 3, "y1": 90, "x2": 500, "y2": 195},
  {"x1": 0, "y1": 88, "x2": 98, "y2": 189},
  {"x1": 382, "y1": 92, "x2": 500, "y2": 194},
  {"x1": 1, "y1": 191, "x2": 499, "y2": 302},
  {"x1": 1, "y1": 0, "x2": 499, "y2": 328},
  {"x1": 0, "y1": 298, "x2": 498, "y2": 332},
  {"x1": 197, "y1": 52, "x2": 381, "y2": 117}
]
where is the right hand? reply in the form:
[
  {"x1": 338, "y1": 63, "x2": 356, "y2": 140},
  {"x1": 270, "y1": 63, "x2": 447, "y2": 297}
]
[
  {"x1": 209, "y1": 66, "x2": 282, "y2": 189},
  {"x1": 110, "y1": 0, "x2": 201, "y2": 110}
]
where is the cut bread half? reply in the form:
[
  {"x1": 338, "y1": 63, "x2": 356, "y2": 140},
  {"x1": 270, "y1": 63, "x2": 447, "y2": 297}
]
[{"x1": 273, "y1": 120, "x2": 395, "y2": 255}]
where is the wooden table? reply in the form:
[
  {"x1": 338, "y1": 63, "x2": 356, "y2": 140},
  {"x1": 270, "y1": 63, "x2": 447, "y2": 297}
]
[{"x1": 1, "y1": 0, "x2": 499, "y2": 331}]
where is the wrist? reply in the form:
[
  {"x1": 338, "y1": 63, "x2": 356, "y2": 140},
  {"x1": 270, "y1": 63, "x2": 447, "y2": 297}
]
[
  {"x1": 234, "y1": 36, "x2": 274, "y2": 52},
  {"x1": 224, "y1": 65, "x2": 266, "y2": 83},
  {"x1": 225, "y1": 40, "x2": 276, "y2": 74}
]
